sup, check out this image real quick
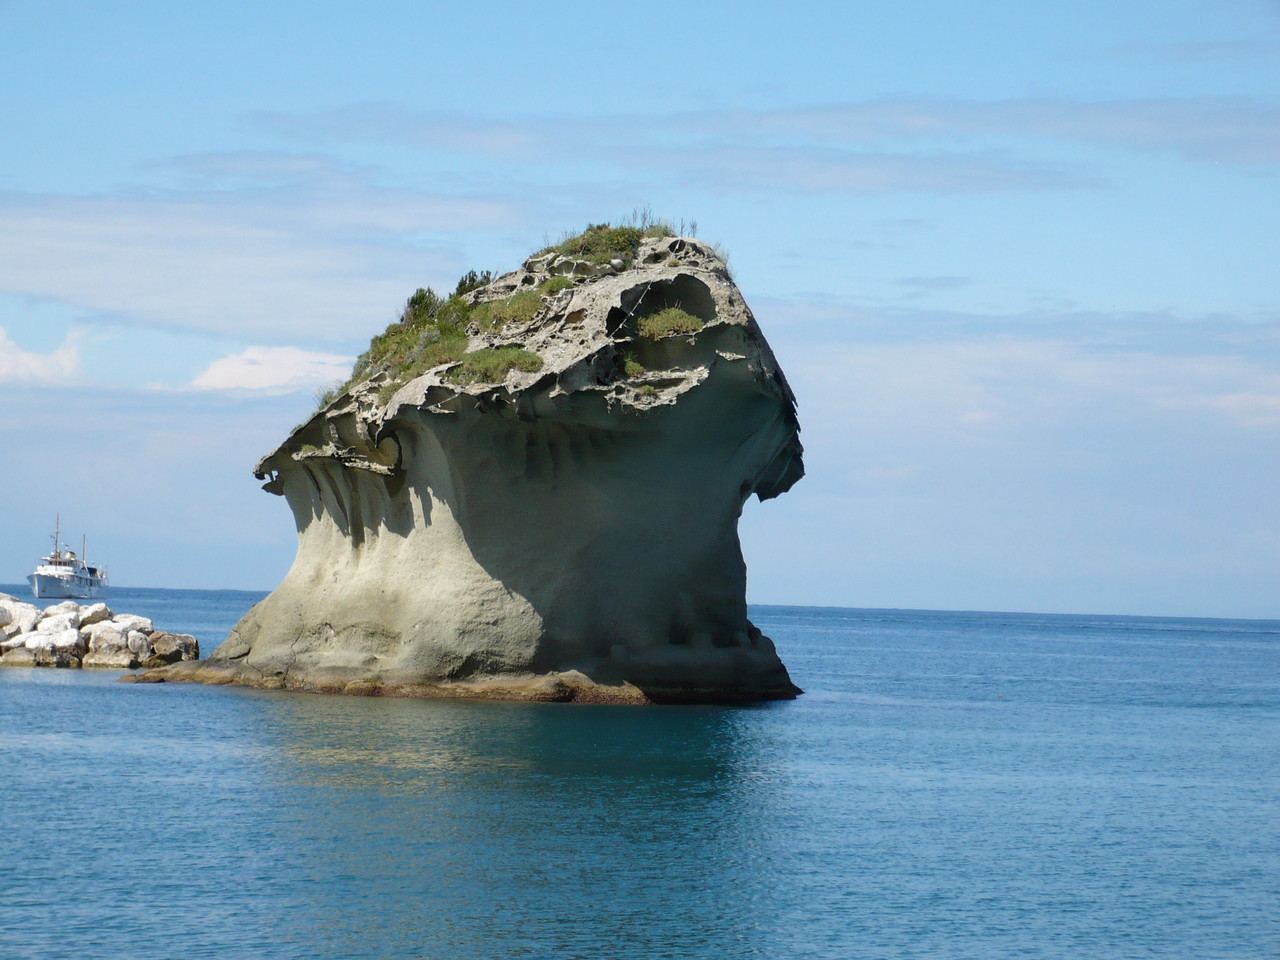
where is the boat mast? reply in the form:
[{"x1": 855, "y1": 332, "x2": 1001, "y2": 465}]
[{"x1": 52, "y1": 514, "x2": 61, "y2": 558}]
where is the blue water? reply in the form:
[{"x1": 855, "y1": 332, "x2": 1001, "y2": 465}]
[{"x1": 1, "y1": 590, "x2": 1276, "y2": 959}]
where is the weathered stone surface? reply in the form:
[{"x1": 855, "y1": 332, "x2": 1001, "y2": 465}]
[
  {"x1": 26, "y1": 627, "x2": 86, "y2": 655},
  {"x1": 0, "y1": 599, "x2": 39, "y2": 636},
  {"x1": 79, "y1": 602, "x2": 114, "y2": 627},
  {"x1": 145, "y1": 232, "x2": 804, "y2": 703},
  {"x1": 113, "y1": 614, "x2": 154, "y2": 634},
  {"x1": 125, "y1": 630, "x2": 153, "y2": 657},
  {"x1": 0, "y1": 647, "x2": 38, "y2": 667},
  {"x1": 35, "y1": 614, "x2": 77, "y2": 636},
  {"x1": 150, "y1": 632, "x2": 199, "y2": 662},
  {"x1": 25, "y1": 628, "x2": 84, "y2": 666},
  {"x1": 83, "y1": 648, "x2": 139, "y2": 669},
  {"x1": 39, "y1": 601, "x2": 81, "y2": 628},
  {"x1": 85, "y1": 622, "x2": 128, "y2": 652}
]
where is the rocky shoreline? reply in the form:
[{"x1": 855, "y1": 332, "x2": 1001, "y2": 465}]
[{"x1": 0, "y1": 593, "x2": 198, "y2": 669}]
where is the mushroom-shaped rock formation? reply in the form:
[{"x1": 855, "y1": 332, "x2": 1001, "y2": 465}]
[{"x1": 152, "y1": 226, "x2": 804, "y2": 702}]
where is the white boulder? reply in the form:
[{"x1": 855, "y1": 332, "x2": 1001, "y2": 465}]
[
  {"x1": 36, "y1": 614, "x2": 77, "y2": 635},
  {"x1": 78, "y1": 603, "x2": 113, "y2": 627},
  {"x1": 82, "y1": 648, "x2": 139, "y2": 669},
  {"x1": 26, "y1": 628, "x2": 85, "y2": 664},
  {"x1": 85, "y1": 622, "x2": 128, "y2": 652},
  {"x1": 40, "y1": 601, "x2": 81, "y2": 628},
  {"x1": 126, "y1": 630, "x2": 153, "y2": 658},
  {"x1": 113, "y1": 614, "x2": 154, "y2": 635},
  {"x1": 0, "y1": 603, "x2": 187, "y2": 671},
  {"x1": 0, "y1": 600, "x2": 39, "y2": 636}
]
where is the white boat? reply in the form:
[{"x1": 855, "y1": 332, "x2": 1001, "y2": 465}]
[{"x1": 27, "y1": 515, "x2": 109, "y2": 599}]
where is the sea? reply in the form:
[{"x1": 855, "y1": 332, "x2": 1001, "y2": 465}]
[{"x1": 1, "y1": 586, "x2": 1276, "y2": 960}]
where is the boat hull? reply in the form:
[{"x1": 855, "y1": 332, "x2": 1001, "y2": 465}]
[{"x1": 28, "y1": 572, "x2": 108, "y2": 600}]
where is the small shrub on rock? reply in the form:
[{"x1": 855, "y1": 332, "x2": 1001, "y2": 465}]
[{"x1": 454, "y1": 270, "x2": 493, "y2": 297}]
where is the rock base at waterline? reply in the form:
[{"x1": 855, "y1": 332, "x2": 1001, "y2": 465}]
[{"x1": 126, "y1": 658, "x2": 793, "y2": 704}]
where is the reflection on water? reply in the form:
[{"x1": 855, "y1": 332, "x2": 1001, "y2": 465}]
[{"x1": 249, "y1": 692, "x2": 788, "y2": 959}]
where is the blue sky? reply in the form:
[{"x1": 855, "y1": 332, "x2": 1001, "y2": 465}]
[{"x1": 1, "y1": 0, "x2": 1277, "y2": 617}]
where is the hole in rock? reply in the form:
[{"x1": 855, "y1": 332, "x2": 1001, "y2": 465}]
[{"x1": 607, "y1": 275, "x2": 717, "y2": 338}]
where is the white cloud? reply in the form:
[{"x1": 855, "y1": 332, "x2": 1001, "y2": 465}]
[
  {"x1": 0, "y1": 326, "x2": 80, "y2": 384},
  {"x1": 613, "y1": 145, "x2": 1086, "y2": 194},
  {"x1": 1174, "y1": 389, "x2": 1280, "y2": 428},
  {"x1": 783, "y1": 335, "x2": 1280, "y2": 478},
  {"x1": 191, "y1": 345, "x2": 352, "y2": 394},
  {"x1": 259, "y1": 96, "x2": 1280, "y2": 179},
  {"x1": 710, "y1": 98, "x2": 1280, "y2": 166},
  {"x1": 0, "y1": 180, "x2": 515, "y2": 342}
]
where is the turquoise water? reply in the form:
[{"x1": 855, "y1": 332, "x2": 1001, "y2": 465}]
[{"x1": 1, "y1": 589, "x2": 1277, "y2": 959}]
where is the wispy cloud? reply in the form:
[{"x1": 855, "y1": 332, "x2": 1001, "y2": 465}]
[
  {"x1": 191, "y1": 345, "x2": 353, "y2": 394},
  {"x1": 793, "y1": 335, "x2": 1280, "y2": 448},
  {"x1": 255, "y1": 103, "x2": 1089, "y2": 195},
  {"x1": 611, "y1": 144, "x2": 1087, "y2": 194},
  {"x1": 726, "y1": 98, "x2": 1280, "y2": 166},
  {"x1": 0, "y1": 174, "x2": 515, "y2": 342},
  {"x1": 254, "y1": 105, "x2": 546, "y2": 159},
  {"x1": 896, "y1": 276, "x2": 972, "y2": 296},
  {"x1": 257, "y1": 95, "x2": 1280, "y2": 184},
  {"x1": 0, "y1": 326, "x2": 80, "y2": 384}
]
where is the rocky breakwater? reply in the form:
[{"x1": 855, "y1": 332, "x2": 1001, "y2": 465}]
[
  {"x1": 142, "y1": 222, "x2": 804, "y2": 703},
  {"x1": 0, "y1": 594, "x2": 198, "y2": 669}
]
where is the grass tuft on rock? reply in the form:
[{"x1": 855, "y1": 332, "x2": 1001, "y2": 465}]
[
  {"x1": 471, "y1": 290, "x2": 544, "y2": 332},
  {"x1": 550, "y1": 224, "x2": 644, "y2": 264},
  {"x1": 538, "y1": 275, "x2": 574, "y2": 295},
  {"x1": 637, "y1": 307, "x2": 704, "y2": 339},
  {"x1": 446, "y1": 347, "x2": 544, "y2": 385},
  {"x1": 541, "y1": 211, "x2": 678, "y2": 266}
]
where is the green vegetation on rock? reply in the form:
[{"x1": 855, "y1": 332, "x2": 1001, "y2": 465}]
[
  {"x1": 453, "y1": 270, "x2": 493, "y2": 297},
  {"x1": 550, "y1": 224, "x2": 645, "y2": 264},
  {"x1": 313, "y1": 212, "x2": 707, "y2": 414},
  {"x1": 446, "y1": 347, "x2": 544, "y2": 385},
  {"x1": 335, "y1": 278, "x2": 551, "y2": 405},
  {"x1": 538, "y1": 275, "x2": 574, "y2": 295},
  {"x1": 471, "y1": 290, "x2": 543, "y2": 333},
  {"x1": 637, "y1": 307, "x2": 704, "y2": 339},
  {"x1": 540, "y1": 210, "x2": 677, "y2": 267}
]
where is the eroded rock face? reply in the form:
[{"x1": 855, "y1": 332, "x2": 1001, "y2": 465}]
[{"x1": 150, "y1": 235, "x2": 804, "y2": 703}]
